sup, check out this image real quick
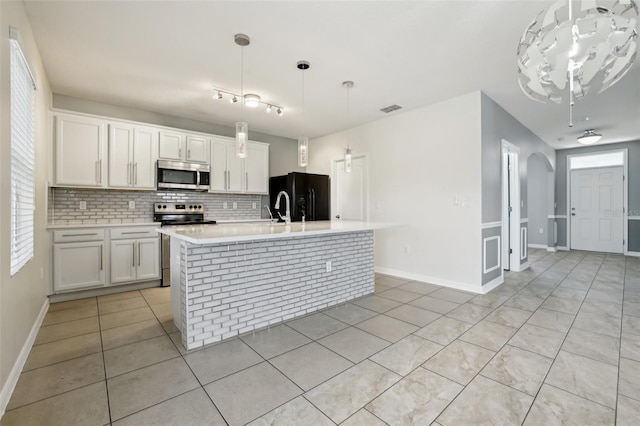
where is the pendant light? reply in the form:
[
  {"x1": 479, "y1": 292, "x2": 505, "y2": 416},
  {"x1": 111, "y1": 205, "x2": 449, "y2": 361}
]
[
  {"x1": 342, "y1": 81, "x2": 354, "y2": 173},
  {"x1": 235, "y1": 33, "x2": 250, "y2": 158},
  {"x1": 297, "y1": 60, "x2": 310, "y2": 167}
]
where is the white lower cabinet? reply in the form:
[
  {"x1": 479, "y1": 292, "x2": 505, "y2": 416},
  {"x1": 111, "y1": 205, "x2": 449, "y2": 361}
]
[
  {"x1": 53, "y1": 229, "x2": 107, "y2": 292},
  {"x1": 110, "y1": 227, "x2": 161, "y2": 285},
  {"x1": 52, "y1": 226, "x2": 160, "y2": 293}
]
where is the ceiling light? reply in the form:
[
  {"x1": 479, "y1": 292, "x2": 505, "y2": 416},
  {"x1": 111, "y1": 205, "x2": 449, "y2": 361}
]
[
  {"x1": 577, "y1": 129, "x2": 603, "y2": 145},
  {"x1": 297, "y1": 60, "x2": 310, "y2": 168},
  {"x1": 244, "y1": 94, "x2": 261, "y2": 108},
  {"x1": 277, "y1": 108, "x2": 283, "y2": 116},
  {"x1": 266, "y1": 104, "x2": 272, "y2": 114},
  {"x1": 342, "y1": 81, "x2": 354, "y2": 173},
  {"x1": 235, "y1": 33, "x2": 249, "y2": 159},
  {"x1": 517, "y1": 0, "x2": 638, "y2": 126},
  {"x1": 213, "y1": 91, "x2": 222, "y2": 100},
  {"x1": 230, "y1": 95, "x2": 238, "y2": 104}
]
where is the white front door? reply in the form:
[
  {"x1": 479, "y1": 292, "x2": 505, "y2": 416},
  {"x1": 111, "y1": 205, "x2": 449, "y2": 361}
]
[
  {"x1": 332, "y1": 155, "x2": 368, "y2": 221},
  {"x1": 570, "y1": 166, "x2": 623, "y2": 253}
]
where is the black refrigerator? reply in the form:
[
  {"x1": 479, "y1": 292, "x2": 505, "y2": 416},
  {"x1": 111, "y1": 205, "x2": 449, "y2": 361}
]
[{"x1": 269, "y1": 172, "x2": 330, "y2": 222}]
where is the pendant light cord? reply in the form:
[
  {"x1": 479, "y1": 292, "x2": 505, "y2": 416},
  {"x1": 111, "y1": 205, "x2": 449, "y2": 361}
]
[
  {"x1": 346, "y1": 84, "x2": 351, "y2": 150},
  {"x1": 240, "y1": 45, "x2": 244, "y2": 122},
  {"x1": 302, "y1": 68, "x2": 305, "y2": 135}
]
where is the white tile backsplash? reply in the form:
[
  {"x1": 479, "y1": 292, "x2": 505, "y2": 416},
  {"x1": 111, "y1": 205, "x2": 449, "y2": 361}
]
[{"x1": 49, "y1": 188, "x2": 262, "y2": 224}]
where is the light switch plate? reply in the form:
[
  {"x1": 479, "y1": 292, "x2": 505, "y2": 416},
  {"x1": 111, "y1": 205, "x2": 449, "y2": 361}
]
[
  {"x1": 252, "y1": 202, "x2": 257, "y2": 209},
  {"x1": 129, "y1": 201, "x2": 135, "y2": 210},
  {"x1": 223, "y1": 202, "x2": 228, "y2": 209},
  {"x1": 233, "y1": 202, "x2": 237, "y2": 209},
  {"x1": 79, "y1": 201, "x2": 86, "y2": 210}
]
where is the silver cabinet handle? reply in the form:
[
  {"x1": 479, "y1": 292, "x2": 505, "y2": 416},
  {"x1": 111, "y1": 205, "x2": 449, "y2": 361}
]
[
  {"x1": 138, "y1": 242, "x2": 141, "y2": 266},
  {"x1": 187, "y1": 149, "x2": 191, "y2": 159},
  {"x1": 132, "y1": 242, "x2": 136, "y2": 267},
  {"x1": 224, "y1": 170, "x2": 227, "y2": 190},
  {"x1": 98, "y1": 160, "x2": 102, "y2": 184},
  {"x1": 121, "y1": 231, "x2": 149, "y2": 235},
  {"x1": 134, "y1": 163, "x2": 138, "y2": 185},
  {"x1": 96, "y1": 161, "x2": 99, "y2": 184},
  {"x1": 178, "y1": 147, "x2": 182, "y2": 158},
  {"x1": 127, "y1": 162, "x2": 131, "y2": 185},
  {"x1": 246, "y1": 172, "x2": 248, "y2": 191},
  {"x1": 62, "y1": 232, "x2": 98, "y2": 237},
  {"x1": 100, "y1": 245, "x2": 103, "y2": 270}
]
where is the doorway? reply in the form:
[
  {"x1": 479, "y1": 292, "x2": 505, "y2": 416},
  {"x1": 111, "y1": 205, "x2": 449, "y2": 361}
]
[
  {"x1": 331, "y1": 154, "x2": 369, "y2": 221},
  {"x1": 502, "y1": 141, "x2": 521, "y2": 271}
]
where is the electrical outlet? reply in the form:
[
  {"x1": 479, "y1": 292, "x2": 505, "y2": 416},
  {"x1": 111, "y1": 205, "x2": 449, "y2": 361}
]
[
  {"x1": 79, "y1": 201, "x2": 86, "y2": 210},
  {"x1": 252, "y1": 202, "x2": 257, "y2": 209},
  {"x1": 128, "y1": 200, "x2": 135, "y2": 210},
  {"x1": 233, "y1": 202, "x2": 237, "y2": 209},
  {"x1": 223, "y1": 202, "x2": 228, "y2": 209},
  {"x1": 325, "y1": 261, "x2": 332, "y2": 272}
]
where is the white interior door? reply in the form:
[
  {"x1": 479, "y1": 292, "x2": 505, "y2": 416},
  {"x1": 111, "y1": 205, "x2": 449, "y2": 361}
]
[
  {"x1": 570, "y1": 167, "x2": 623, "y2": 253},
  {"x1": 332, "y1": 155, "x2": 368, "y2": 221}
]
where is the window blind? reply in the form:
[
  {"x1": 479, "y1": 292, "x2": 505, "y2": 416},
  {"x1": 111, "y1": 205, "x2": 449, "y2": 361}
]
[{"x1": 10, "y1": 27, "x2": 36, "y2": 276}]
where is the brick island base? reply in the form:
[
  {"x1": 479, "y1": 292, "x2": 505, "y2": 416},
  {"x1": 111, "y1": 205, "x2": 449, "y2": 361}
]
[{"x1": 171, "y1": 230, "x2": 374, "y2": 350}]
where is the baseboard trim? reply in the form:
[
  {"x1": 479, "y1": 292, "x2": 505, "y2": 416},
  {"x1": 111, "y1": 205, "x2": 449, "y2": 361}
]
[
  {"x1": 625, "y1": 251, "x2": 640, "y2": 258},
  {"x1": 481, "y1": 276, "x2": 504, "y2": 294},
  {"x1": 375, "y1": 267, "x2": 482, "y2": 294},
  {"x1": 527, "y1": 244, "x2": 547, "y2": 249},
  {"x1": 557, "y1": 246, "x2": 569, "y2": 251},
  {"x1": 546, "y1": 247, "x2": 558, "y2": 252},
  {"x1": 0, "y1": 297, "x2": 49, "y2": 418}
]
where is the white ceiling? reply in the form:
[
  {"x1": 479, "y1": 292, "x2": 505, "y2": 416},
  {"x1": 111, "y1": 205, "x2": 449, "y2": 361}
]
[{"x1": 24, "y1": 0, "x2": 640, "y2": 149}]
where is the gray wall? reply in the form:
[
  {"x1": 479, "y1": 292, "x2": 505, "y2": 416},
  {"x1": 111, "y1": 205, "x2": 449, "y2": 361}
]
[
  {"x1": 52, "y1": 94, "x2": 303, "y2": 178},
  {"x1": 527, "y1": 154, "x2": 551, "y2": 246},
  {"x1": 555, "y1": 140, "x2": 640, "y2": 250},
  {"x1": 480, "y1": 93, "x2": 555, "y2": 223},
  {"x1": 480, "y1": 93, "x2": 555, "y2": 277}
]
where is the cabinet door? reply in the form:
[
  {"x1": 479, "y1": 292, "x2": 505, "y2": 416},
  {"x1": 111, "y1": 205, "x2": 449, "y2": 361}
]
[
  {"x1": 226, "y1": 140, "x2": 244, "y2": 192},
  {"x1": 133, "y1": 126, "x2": 159, "y2": 189},
  {"x1": 108, "y1": 123, "x2": 133, "y2": 188},
  {"x1": 110, "y1": 240, "x2": 136, "y2": 284},
  {"x1": 55, "y1": 114, "x2": 106, "y2": 187},
  {"x1": 209, "y1": 138, "x2": 228, "y2": 192},
  {"x1": 159, "y1": 131, "x2": 184, "y2": 160},
  {"x1": 245, "y1": 142, "x2": 269, "y2": 194},
  {"x1": 186, "y1": 135, "x2": 209, "y2": 163},
  {"x1": 53, "y1": 241, "x2": 105, "y2": 291},
  {"x1": 137, "y1": 238, "x2": 161, "y2": 281}
]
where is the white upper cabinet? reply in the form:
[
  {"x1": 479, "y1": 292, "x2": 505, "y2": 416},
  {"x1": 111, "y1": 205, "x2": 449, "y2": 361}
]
[
  {"x1": 210, "y1": 138, "x2": 228, "y2": 192},
  {"x1": 133, "y1": 126, "x2": 159, "y2": 189},
  {"x1": 54, "y1": 114, "x2": 107, "y2": 187},
  {"x1": 245, "y1": 142, "x2": 269, "y2": 194},
  {"x1": 109, "y1": 124, "x2": 158, "y2": 189},
  {"x1": 158, "y1": 130, "x2": 184, "y2": 161},
  {"x1": 209, "y1": 137, "x2": 269, "y2": 194},
  {"x1": 159, "y1": 131, "x2": 208, "y2": 163},
  {"x1": 186, "y1": 135, "x2": 209, "y2": 163}
]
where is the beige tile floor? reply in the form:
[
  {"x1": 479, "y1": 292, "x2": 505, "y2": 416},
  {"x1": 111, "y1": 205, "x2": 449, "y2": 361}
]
[{"x1": 2, "y1": 249, "x2": 639, "y2": 425}]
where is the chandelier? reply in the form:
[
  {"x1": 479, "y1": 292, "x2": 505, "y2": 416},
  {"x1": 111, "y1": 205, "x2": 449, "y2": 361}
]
[{"x1": 517, "y1": 0, "x2": 638, "y2": 126}]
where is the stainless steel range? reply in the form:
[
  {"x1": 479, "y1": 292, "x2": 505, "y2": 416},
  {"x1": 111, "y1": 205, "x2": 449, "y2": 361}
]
[{"x1": 154, "y1": 202, "x2": 216, "y2": 286}]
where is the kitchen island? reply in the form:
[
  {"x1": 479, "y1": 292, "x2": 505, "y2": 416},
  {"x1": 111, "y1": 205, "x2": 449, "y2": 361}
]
[{"x1": 159, "y1": 220, "x2": 389, "y2": 350}]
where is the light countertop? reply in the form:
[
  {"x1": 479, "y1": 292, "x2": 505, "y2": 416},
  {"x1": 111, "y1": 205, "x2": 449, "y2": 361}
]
[{"x1": 157, "y1": 220, "x2": 396, "y2": 244}]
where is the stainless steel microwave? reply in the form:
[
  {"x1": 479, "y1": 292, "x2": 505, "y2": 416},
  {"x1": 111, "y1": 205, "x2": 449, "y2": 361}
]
[{"x1": 157, "y1": 160, "x2": 210, "y2": 191}]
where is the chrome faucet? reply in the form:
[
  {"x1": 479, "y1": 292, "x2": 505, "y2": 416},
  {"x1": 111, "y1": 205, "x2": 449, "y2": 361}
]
[
  {"x1": 274, "y1": 191, "x2": 291, "y2": 224},
  {"x1": 264, "y1": 205, "x2": 276, "y2": 224}
]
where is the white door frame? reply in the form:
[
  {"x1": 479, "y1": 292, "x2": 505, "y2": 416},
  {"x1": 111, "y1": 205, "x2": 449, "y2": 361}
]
[
  {"x1": 502, "y1": 140, "x2": 523, "y2": 271},
  {"x1": 566, "y1": 148, "x2": 628, "y2": 254},
  {"x1": 331, "y1": 152, "x2": 370, "y2": 221}
]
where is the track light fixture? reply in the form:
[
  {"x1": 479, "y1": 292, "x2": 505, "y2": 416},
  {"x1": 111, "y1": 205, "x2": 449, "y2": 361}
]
[{"x1": 211, "y1": 88, "x2": 284, "y2": 116}]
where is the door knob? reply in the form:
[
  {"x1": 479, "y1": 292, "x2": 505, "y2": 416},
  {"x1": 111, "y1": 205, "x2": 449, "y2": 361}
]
[
  {"x1": 571, "y1": 213, "x2": 576, "y2": 216},
  {"x1": 335, "y1": 215, "x2": 341, "y2": 219}
]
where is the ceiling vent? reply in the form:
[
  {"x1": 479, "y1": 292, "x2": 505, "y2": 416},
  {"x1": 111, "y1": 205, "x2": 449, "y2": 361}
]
[{"x1": 380, "y1": 104, "x2": 402, "y2": 113}]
